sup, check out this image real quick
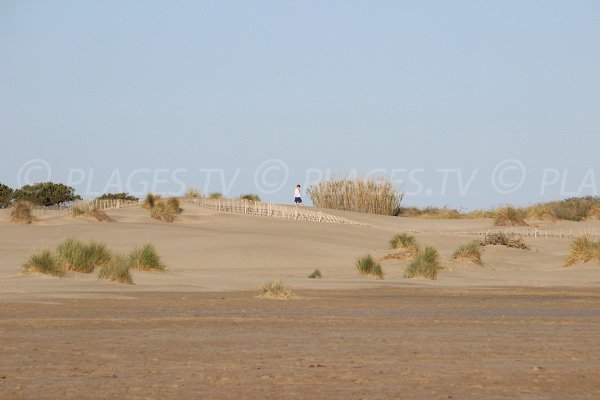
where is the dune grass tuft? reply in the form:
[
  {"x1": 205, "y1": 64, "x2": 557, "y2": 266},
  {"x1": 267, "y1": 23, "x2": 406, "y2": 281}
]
[
  {"x1": 56, "y1": 238, "x2": 112, "y2": 273},
  {"x1": 129, "y1": 243, "x2": 166, "y2": 271},
  {"x1": 404, "y1": 246, "x2": 443, "y2": 280},
  {"x1": 356, "y1": 254, "x2": 384, "y2": 279},
  {"x1": 385, "y1": 233, "x2": 421, "y2": 260},
  {"x1": 148, "y1": 197, "x2": 183, "y2": 222},
  {"x1": 308, "y1": 269, "x2": 322, "y2": 279},
  {"x1": 22, "y1": 249, "x2": 65, "y2": 277},
  {"x1": 185, "y1": 187, "x2": 201, "y2": 198},
  {"x1": 71, "y1": 205, "x2": 115, "y2": 222},
  {"x1": 565, "y1": 236, "x2": 600, "y2": 267},
  {"x1": 98, "y1": 253, "x2": 133, "y2": 284},
  {"x1": 9, "y1": 200, "x2": 34, "y2": 224},
  {"x1": 209, "y1": 192, "x2": 223, "y2": 200},
  {"x1": 258, "y1": 280, "x2": 294, "y2": 299},
  {"x1": 494, "y1": 206, "x2": 528, "y2": 226},
  {"x1": 142, "y1": 193, "x2": 161, "y2": 209},
  {"x1": 452, "y1": 241, "x2": 484, "y2": 266},
  {"x1": 479, "y1": 232, "x2": 529, "y2": 250},
  {"x1": 239, "y1": 193, "x2": 261, "y2": 202}
]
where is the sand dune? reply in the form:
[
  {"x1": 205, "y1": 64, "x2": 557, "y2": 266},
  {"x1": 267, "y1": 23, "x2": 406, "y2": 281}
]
[{"x1": 1, "y1": 202, "x2": 599, "y2": 301}]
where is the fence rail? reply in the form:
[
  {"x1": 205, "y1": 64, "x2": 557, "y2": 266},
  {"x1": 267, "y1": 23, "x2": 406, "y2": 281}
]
[
  {"x1": 439, "y1": 226, "x2": 600, "y2": 240},
  {"x1": 0, "y1": 199, "x2": 139, "y2": 220},
  {"x1": 187, "y1": 198, "x2": 362, "y2": 225}
]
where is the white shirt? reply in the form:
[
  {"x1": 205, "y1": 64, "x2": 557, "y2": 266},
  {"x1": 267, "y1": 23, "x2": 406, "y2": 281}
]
[{"x1": 294, "y1": 187, "x2": 301, "y2": 197}]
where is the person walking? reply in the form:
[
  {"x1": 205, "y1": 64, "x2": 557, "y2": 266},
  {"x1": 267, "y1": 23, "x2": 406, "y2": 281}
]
[{"x1": 294, "y1": 184, "x2": 302, "y2": 205}]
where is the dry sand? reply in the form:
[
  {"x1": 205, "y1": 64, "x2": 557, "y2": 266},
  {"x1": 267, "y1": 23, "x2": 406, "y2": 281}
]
[{"x1": 1, "y1": 202, "x2": 599, "y2": 398}]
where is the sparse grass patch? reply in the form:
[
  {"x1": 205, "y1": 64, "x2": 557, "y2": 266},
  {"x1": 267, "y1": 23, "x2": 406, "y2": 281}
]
[
  {"x1": 565, "y1": 236, "x2": 600, "y2": 267},
  {"x1": 9, "y1": 200, "x2": 34, "y2": 224},
  {"x1": 452, "y1": 241, "x2": 484, "y2": 266},
  {"x1": 356, "y1": 254, "x2": 384, "y2": 279},
  {"x1": 129, "y1": 243, "x2": 166, "y2": 271},
  {"x1": 98, "y1": 253, "x2": 133, "y2": 284},
  {"x1": 308, "y1": 269, "x2": 322, "y2": 279},
  {"x1": 479, "y1": 232, "x2": 529, "y2": 250},
  {"x1": 86, "y1": 241, "x2": 112, "y2": 267},
  {"x1": 494, "y1": 206, "x2": 528, "y2": 226},
  {"x1": 404, "y1": 246, "x2": 442, "y2": 280},
  {"x1": 258, "y1": 280, "x2": 294, "y2": 299},
  {"x1": 22, "y1": 249, "x2": 65, "y2": 277},
  {"x1": 209, "y1": 192, "x2": 223, "y2": 200},
  {"x1": 71, "y1": 205, "x2": 115, "y2": 222}
]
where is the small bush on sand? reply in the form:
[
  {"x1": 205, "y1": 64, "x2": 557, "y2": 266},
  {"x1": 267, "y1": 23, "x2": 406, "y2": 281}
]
[
  {"x1": 565, "y1": 236, "x2": 600, "y2": 267},
  {"x1": 239, "y1": 193, "x2": 261, "y2": 202},
  {"x1": 452, "y1": 241, "x2": 484, "y2": 266},
  {"x1": 308, "y1": 269, "x2": 322, "y2": 279},
  {"x1": 23, "y1": 249, "x2": 65, "y2": 277},
  {"x1": 98, "y1": 253, "x2": 133, "y2": 284},
  {"x1": 258, "y1": 280, "x2": 294, "y2": 299},
  {"x1": 9, "y1": 200, "x2": 34, "y2": 224},
  {"x1": 142, "y1": 193, "x2": 161, "y2": 209},
  {"x1": 386, "y1": 233, "x2": 420, "y2": 259},
  {"x1": 479, "y1": 232, "x2": 529, "y2": 250},
  {"x1": 209, "y1": 192, "x2": 223, "y2": 200},
  {"x1": 129, "y1": 243, "x2": 166, "y2": 271},
  {"x1": 165, "y1": 197, "x2": 183, "y2": 214},
  {"x1": 404, "y1": 246, "x2": 443, "y2": 280},
  {"x1": 71, "y1": 205, "x2": 115, "y2": 222},
  {"x1": 356, "y1": 254, "x2": 384, "y2": 279},
  {"x1": 86, "y1": 241, "x2": 112, "y2": 266},
  {"x1": 494, "y1": 206, "x2": 528, "y2": 226},
  {"x1": 185, "y1": 187, "x2": 201, "y2": 198}
]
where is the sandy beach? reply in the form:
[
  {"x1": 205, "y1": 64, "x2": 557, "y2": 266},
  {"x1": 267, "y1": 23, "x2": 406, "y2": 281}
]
[{"x1": 1, "y1": 202, "x2": 599, "y2": 399}]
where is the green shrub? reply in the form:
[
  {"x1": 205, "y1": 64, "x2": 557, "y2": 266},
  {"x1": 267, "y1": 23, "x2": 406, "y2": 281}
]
[
  {"x1": 23, "y1": 249, "x2": 65, "y2": 277},
  {"x1": 129, "y1": 243, "x2": 166, "y2": 271},
  {"x1": 239, "y1": 193, "x2": 261, "y2": 202},
  {"x1": 308, "y1": 177, "x2": 402, "y2": 216},
  {"x1": 356, "y1": 254, "x2": 384, "y2": 279},
  {"x1": 452, "y1": 241, "x2": 484, "y2": 266},
  {"x1": 308, "y1": 269, "x2": 322, "y2": 279},
  {"x1": 493, "y1": 206, "x2": 528, "y2": 226},
  {"x1": 12, "y1": 182, "x2": 80, "y2": 206},
  {"x1": 98, "y1": 253, "x2": 133, "y2": 284},
  {"x1": 97, "y1": 193, "x2": 139, "y2": 201},
  {"x1": 9, "y1": 200, "x2": 34, "y2": 224},
  {"x1": 404, "y1": 246, "x2": 442, "y2": 280}
]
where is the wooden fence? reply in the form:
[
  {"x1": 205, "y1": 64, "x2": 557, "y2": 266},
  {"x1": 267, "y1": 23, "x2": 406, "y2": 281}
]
[
  {"x1": 439, "y1": 226, "x2": 600, "y2": 240},
  {"x1": 187, "y1": 197, "x2": 363, "y2": 225},
  {"x1": 0, "y1": 199, "x2": 139, "y2": 220}
]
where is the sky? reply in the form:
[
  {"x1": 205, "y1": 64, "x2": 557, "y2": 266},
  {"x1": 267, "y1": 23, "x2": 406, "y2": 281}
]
[{"x1": 1, "y1": 0, "x2": 599, "y2": 209}]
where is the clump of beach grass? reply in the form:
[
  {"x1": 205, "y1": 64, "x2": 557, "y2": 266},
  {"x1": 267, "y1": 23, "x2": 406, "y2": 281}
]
[
  {"x1": 142, "y1": 193, "x2": 161, "y2": 210},
  {"x1": 308, "y1": 177, "x2": 402, "y2": 216},
  {"x1": 98, "y1": 253, "x2": 133, "y2": 284},
  {"x1": 129, "y1": 243, "x2": 166, "y2": 271},
  {"x1": 258, "y1": 280, "x2": 294, "y2": 299},
  {"x1": 356, "y1": 254, "x2": 384, "y2": 279},
  {"x1": 185, "y1": 187, "x2": 201, "y2": 198},
  {"x1": 493, "y1": 206, "x2": 528, "y2": 226},
  {"x1": 452, "y1": 241, "x2": 484, "y2": 266},
  {"x1": 404, "y1": 246, "x2": 443, "y2": 280},
  {"x1": 57, "y1": 238, "x2": 98, "y2": 273},
  {"x1": 22, "y1": 249, "x2": 65, "y2": 277},
  {"x1": 148, "y1": 197, "x2": 183, "y2": 222},
  {"x1": 9, "y1": 200, "x2": 34, "y2": 224},
  {"x1": 209, "y1": 192, "x2": 223, "y2": 200},
  {"x1": 479, "y1": 232, "x2": 529, "y2": 250},
  {"x1": 565, "y1": 236, "x2": 600, "y2": 267},
  {"x1": 385, "y1": 233, "x2": 421, "y2": 260},
  {"x1": 239, "y1": 193, "x2": 261, "y2": 202},
  {"x1": 71, "y1": 204, "x2": 115, "y2": 222},
  {"x1": 308, "y1": 269, "x2": 322, "y2": 279}
]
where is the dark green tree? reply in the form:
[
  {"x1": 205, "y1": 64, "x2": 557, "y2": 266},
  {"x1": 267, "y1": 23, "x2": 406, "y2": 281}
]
[
  {"x1": 12, "y1": 182, "x2": 80, "y2": 206},
  {"x1": 0, "y1": 183, "x2": 14, "y2": 208}
]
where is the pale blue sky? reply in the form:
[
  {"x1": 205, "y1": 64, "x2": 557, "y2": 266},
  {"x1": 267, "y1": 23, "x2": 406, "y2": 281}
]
[{"x1": 1, "y1": 1, "x2": 599, "y2": 208}]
